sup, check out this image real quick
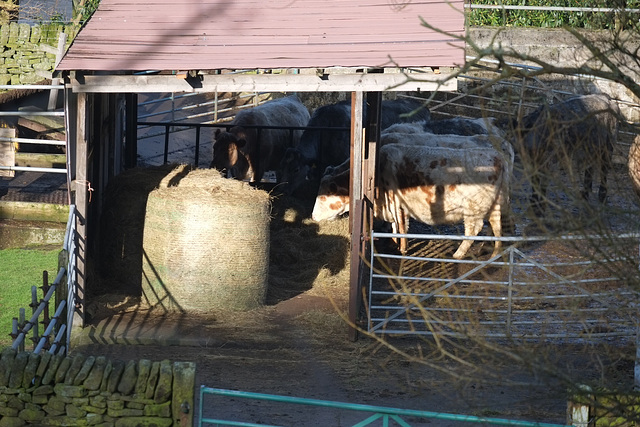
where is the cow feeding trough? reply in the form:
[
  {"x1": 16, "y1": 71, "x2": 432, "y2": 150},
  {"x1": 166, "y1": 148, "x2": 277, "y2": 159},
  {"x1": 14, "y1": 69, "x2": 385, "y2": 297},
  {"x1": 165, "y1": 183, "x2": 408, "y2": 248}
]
[{"x1": 141, "y1": 165, "x2": 271, "y2": 312}]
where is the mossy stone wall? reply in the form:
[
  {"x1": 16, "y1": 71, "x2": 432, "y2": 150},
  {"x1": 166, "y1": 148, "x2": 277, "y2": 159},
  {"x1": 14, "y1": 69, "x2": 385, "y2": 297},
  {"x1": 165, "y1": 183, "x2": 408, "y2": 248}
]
[
  {"x1": 0, "y1": 348, "x2": 195, "y2": 427},
  {"x1": 0, "y1": 22, "x2": 78, "y2": 86}
]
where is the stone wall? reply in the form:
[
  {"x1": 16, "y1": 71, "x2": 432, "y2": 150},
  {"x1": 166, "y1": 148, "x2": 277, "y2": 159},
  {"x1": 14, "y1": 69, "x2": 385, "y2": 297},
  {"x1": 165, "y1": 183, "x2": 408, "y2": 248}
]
[
  {"x1": 0, "y1": 22, "x2": 78, "y2": 85},
  {"x1": 0, "y1": 349, "x2": 195, "y2": 427},
  {"x1": 466, "y1": 27, "x2": 640, "y2": 122}
]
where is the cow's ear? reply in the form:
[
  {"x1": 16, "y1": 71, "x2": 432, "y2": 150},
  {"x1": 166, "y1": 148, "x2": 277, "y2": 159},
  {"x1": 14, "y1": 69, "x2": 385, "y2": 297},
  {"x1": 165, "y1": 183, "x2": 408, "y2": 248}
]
[
  {"x1": 229, "y1": 143, "x2": 238, "y2": 164},
  {"x1": 329, "y1": 182, "x2": 338, "y2": 194},
  {"x1": 215, "y1": 128, "x2": 221, "y2": 138},
  {"x1": 236, "y1": 138, "x2": 247, "y2": 148}
]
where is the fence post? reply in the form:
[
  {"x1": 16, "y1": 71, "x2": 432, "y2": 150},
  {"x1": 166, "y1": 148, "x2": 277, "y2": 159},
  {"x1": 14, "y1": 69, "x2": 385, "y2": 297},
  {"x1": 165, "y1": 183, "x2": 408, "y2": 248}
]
[
  {"x1": 18, "y1": 308, "x2": 25, "y2": 352},
  {"x1": 42, "y1": 270, "x2": 50, "y2": 331},
  {"x1": 30, "y1": 285, "x2": 38, "y2": 350}
]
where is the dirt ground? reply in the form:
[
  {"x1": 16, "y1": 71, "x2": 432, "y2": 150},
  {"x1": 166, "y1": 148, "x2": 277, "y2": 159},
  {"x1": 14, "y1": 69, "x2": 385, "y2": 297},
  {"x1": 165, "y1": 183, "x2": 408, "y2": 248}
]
[
  {"x1": 73, "y1": 182, "x2": 640, "y2": 427},
  {"x1": 71, "y1": 295, "x2": 586, "y2": 427},
  {"x1": 67, "y1": 93, "x2": 640, "y2": 426},
  {"x1": 72, "y1": 280, "x2": 637, "y2": 427}
]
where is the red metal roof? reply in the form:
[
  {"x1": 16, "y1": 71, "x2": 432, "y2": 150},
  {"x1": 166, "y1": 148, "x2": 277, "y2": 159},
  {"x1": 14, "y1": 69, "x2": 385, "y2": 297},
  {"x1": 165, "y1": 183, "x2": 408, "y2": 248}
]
[{"x1": 57, "y1": 0, "x2": 465, "y2": 72}]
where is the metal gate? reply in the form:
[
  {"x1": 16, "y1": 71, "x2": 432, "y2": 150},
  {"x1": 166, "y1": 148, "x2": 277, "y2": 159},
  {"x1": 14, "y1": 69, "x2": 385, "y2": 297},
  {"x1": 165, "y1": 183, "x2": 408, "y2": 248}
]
[
  {"x1": 363, "y1": 228, "x2": 640, "y2": 341},
  {"x1": 198, "y1": 386, "x2": 568, "y2": 427}
]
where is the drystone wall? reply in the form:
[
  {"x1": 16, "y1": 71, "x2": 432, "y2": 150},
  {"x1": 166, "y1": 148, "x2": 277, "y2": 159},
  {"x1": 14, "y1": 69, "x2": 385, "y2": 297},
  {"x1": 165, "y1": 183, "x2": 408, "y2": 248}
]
[
  {"x1": 0, "y1": 22, "x2": 77, "y2": 85},
  {"x1": 0, "y1": 349, "x2": 195, "y2": 427}
]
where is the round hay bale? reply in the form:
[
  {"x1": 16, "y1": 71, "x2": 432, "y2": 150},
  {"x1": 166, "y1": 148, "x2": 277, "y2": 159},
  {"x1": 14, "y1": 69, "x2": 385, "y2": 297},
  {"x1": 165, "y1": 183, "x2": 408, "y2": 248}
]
[
  {"x1": 97, "y1": 164, "x2": 180, "y2": 296},
  {"x1": 141, "y1": 165, "x2": 271, "y2": 312}
]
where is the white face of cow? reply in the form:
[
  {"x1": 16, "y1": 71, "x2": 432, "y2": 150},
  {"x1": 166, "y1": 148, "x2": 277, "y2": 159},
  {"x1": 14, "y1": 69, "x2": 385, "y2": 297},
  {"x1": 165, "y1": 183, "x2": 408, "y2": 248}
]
[{"x1": 311, "y1": 167, "x2": 351, "y2": 221}]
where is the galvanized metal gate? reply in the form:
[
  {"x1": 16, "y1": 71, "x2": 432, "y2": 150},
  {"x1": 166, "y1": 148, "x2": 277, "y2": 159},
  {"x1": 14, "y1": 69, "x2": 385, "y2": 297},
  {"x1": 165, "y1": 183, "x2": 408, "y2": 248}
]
[{"x1": 362, "y1": 227, "x2": 640, "y2": 341}]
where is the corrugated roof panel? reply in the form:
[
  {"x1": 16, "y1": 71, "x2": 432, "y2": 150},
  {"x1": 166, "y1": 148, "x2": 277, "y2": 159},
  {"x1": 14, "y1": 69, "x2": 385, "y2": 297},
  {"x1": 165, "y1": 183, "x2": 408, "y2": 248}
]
[{"x1": 57, "y1": 0, "x2": 465, "y2": 72}]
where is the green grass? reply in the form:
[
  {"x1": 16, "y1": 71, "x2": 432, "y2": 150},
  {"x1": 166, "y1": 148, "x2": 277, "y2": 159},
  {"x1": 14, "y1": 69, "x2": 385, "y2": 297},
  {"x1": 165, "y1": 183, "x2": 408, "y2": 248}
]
[
  {"x1": 0, "y1": 248, "x2": 61, "y2": 350},
  {"x1": 467, "y1": 0, "x2": 639, "y2": 29}
]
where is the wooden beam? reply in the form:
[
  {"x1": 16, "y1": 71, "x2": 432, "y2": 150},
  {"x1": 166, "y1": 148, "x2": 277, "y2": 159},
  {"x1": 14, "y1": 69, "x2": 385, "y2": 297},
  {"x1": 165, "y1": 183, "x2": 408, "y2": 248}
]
[{"x1": 68, "y1": 71, "x2": 458, "y2": 94}]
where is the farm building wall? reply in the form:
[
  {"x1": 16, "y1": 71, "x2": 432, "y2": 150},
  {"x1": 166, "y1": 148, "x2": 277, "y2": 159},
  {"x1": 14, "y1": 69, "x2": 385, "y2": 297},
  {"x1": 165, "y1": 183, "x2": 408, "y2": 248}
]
[
  {"x1": 466, "y1": 27, "x2": 640, "y2": 121},
  {"x1": 0, "y1": 348, "x2": 195, "y2": 426}
]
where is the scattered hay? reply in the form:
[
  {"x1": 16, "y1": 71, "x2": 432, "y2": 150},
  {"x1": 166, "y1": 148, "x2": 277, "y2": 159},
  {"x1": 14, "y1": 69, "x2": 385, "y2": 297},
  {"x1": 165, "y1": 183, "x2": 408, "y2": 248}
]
[{"x1": 267, "y1": 194, "x2": 351, "y2": 304}]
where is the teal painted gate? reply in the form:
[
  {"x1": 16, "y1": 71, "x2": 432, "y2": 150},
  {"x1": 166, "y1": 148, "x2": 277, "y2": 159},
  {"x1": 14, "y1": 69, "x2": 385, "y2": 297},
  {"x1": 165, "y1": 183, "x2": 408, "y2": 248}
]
[{"x1": 198, "y1": 386, "x2": 569, "y2": 427}]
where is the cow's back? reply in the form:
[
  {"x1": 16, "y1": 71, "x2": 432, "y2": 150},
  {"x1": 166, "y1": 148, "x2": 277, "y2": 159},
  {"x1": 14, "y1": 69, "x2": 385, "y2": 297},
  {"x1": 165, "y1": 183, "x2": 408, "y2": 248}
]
[
  {"x1": 380, "y1": 98, "x2": 431, "y2": 128},
  {"x1": 523, "y1": 94, "x2": 618, "y2": 158},
  {"x1": 237, "y1": 95, "x2": 310, "y2": 174},
  {"x1": 377, "y1": 144, "x2": 507, "y2": 225}
]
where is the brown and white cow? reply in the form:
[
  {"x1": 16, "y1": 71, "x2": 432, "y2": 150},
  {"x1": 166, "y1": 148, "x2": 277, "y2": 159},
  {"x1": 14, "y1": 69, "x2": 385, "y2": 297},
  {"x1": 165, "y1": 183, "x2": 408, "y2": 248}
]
[
  {"x1": 312, "y1": 138, "x2": 511, "y2": 259},
  {"x1": 211, "y1": 95, "x2": 310, "y2": 183}
]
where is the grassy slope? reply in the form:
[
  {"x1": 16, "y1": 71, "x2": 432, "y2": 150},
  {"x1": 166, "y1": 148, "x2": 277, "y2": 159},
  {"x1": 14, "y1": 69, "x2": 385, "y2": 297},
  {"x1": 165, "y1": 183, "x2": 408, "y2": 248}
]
[{"x1": 0, "y1": 248, "x2": 60, "y2": 349}]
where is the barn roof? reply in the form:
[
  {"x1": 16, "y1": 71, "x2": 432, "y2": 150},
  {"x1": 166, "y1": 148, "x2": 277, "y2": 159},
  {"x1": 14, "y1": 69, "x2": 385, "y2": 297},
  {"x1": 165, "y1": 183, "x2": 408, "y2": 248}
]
[{"x1": 57, "y1": 0, "x2": 465, "y2": 73}]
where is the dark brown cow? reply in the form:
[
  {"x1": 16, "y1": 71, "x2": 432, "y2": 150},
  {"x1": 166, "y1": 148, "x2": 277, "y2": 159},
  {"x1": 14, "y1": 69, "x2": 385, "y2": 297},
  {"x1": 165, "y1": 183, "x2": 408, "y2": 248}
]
[
  {"x1": 211, "y1": 95, "x2": 310, "y2": 183},
  {"x1": 517, "y1": 94, "x2": 619, "y2": 212}
]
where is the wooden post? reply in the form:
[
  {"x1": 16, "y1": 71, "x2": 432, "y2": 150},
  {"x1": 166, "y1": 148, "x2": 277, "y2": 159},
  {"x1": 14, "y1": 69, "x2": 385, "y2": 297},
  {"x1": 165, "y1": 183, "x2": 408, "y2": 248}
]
[
  {"x1": 42, "y1": 270, "x2": 50, "y2": 332},
  {"x1": 363, "y1": 92, "x2": 381, "y2": 202},
  {"x1": 349, "y1": 91, "x2": 364, "y2": 229},
  {"x1": 348, "y1": 91, "x2": 364, "y2": 341},
  {"x1": 18, "y1": 308, "x2": 25, "y2": 352},
  {"x1": 73, "y1": 92, "x2": 88, "y2": 330},
  {"x1": 0, "y1": 127, "x2": 16, "y2": 178},
  {"x1": 124, "y1": 93, "x2": 138, "y2": 169},
  {"x1": 47, "y1": 32, "x2": 67, "y2": 111},
  {"x1": 567, "y1": 386, "x2": 595, "y2": 427}
]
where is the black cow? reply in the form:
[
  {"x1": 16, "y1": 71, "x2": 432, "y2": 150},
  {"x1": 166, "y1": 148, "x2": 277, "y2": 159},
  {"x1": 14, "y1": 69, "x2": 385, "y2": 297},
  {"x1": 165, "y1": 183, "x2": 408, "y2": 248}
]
[
  {"x1": 422, "y1": 116, "x2": 504, "y2": 137},
  {"x1": 278, "y1": 98, "x2": 430, "y2": 197},
  {"x1": 517, "y1": 94, "x2": 619, "y2": 213}
]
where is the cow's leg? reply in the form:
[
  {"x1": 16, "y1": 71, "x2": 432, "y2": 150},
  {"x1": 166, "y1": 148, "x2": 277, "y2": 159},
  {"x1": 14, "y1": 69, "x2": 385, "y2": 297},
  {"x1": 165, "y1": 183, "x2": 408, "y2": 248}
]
[
  {"x1": 396, "y1": 208, "x2": 409, "y2": 254},
  {"x1": 597, "y1": 160, "x2": 610, "y2": 204},
  {"x1": 453, "y1": 217, "x2": 483, "y2": 260},
  {"x1": 487, "y1": 207, "x2": 503, "y2": 258},
  {"x1": 582, "y1": 165, "x2": 594, "y2": 201},
  {"x1": 530, "y1": 174, "x2": 548, "y2": 216}
]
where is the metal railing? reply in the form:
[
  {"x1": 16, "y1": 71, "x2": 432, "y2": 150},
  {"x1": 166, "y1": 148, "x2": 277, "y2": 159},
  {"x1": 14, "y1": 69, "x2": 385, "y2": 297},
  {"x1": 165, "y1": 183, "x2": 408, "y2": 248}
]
[
  {"x1": 464, "y1": 4, "x2": 640, "y2": 13},
  {"x1": 137, "y1": 91, "x2": 266, "y2": 142},
  {"x1": 62, "y1": 204, "x2": 76, "y2": 355},
  {"x1": 137, "y1": 121, "x2": 327, "y2": 169},
  {"x1": 9, "y1": 204, "x2": 76, "y2": 355},
  {"x1": 366, "y1": 232, "x2": 640, "y2": 341},
  {"x1": 199, "y1": 386, "x2": 568, "y2": 427},
  {"x1": 0, "y1": 83, "x2": 67, "y2": 175},
  {"x1": 10, "y1": 267, "x2": 66, "y2": 354}
]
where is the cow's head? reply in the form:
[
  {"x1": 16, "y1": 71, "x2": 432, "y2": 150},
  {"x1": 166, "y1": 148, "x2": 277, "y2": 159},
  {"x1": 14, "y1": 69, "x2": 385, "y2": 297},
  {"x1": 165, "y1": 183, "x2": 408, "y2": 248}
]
[
  {"x1": 311, "y1": 163, "x2": 350, "y2": 221},
  {"x1": 278, "y1": 148, "x2": 313, "y2": 196},
  {"x1": 211, "y1": 128, "x2": 250, "y2": 179}
]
